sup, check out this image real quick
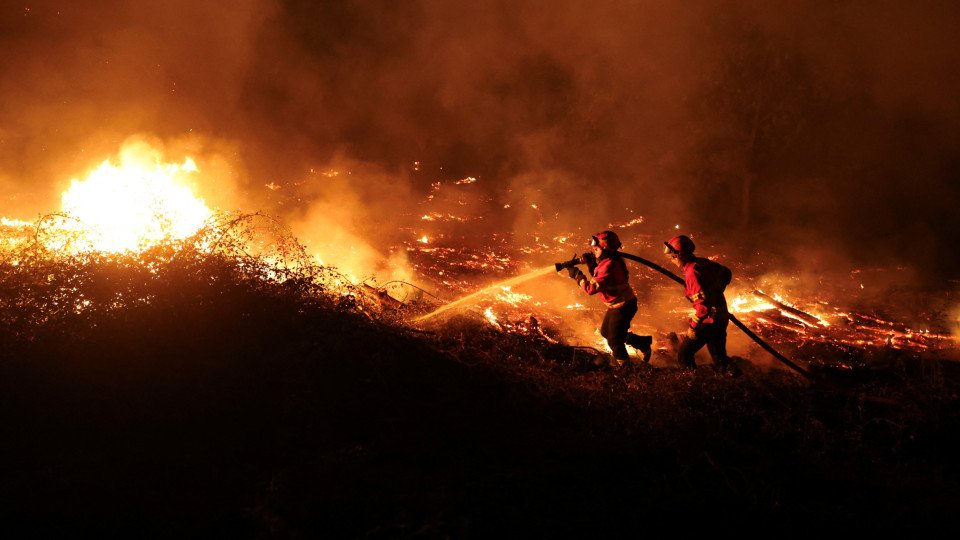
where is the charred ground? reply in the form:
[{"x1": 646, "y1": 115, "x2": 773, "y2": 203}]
[{"x1": 2, "y1": 241, "x2": 960, "y2": 537}]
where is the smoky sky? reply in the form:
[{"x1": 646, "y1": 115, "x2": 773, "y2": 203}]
[{"x1": 2, "y1": 0, "x2": 959, "y2": 279}]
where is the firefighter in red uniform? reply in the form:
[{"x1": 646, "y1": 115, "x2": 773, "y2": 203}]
[
  {"x1": 565, "y1": 230, "x2": 653, "y2": 367},
  {"x1": 663, "y1": 235, "x2": 738, "y2": 374}
]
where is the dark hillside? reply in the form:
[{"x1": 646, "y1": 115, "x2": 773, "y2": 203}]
[{"x1": 2, "y1": 252, "x2": 960, "y2": 537}]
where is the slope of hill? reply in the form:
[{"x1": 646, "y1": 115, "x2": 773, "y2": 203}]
[{"x1": 2, "y1": 252, "x2": 959, "y2": 537}]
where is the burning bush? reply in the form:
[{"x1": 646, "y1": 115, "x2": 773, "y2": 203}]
[{"x1": 0, "y1": 211, "x2": 373, "y2": 350}]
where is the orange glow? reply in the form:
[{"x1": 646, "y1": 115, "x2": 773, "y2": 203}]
[
  {"x1": 57, "y1": 142, "x2": 212, "y2": 253},
  {"x1": 729, "y1": 293, "x2": 775, "y2": 313},
  {"x1": 495, "y1": 286, "x2": 532, "y2": 306},
  {"x1": 484, "y1": 307, "x2": 499, "y2": 326},
  {"x1": 1, "y1": 217, "x2": 31, "y2": 226},
  {"x1": 730, "y1": 290, "x2": 830, "y2": 327}
]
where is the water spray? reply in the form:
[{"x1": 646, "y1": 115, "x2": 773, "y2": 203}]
[{"x1": 413, "y1": 264, "x2": 557, "y2": 323}]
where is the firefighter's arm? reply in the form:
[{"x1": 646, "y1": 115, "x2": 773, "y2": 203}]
[
  {"x1": 567, "y1": 266, "x2": 594, "y2": 293},
  {"x1": 690, "y1": 300, "x2": 710, "y2": 329},
  {"x1": 580, "y1": 273, "x2": 602, "y2": 295},
  {"x1": 579, "y1": 260, "x2": 613, "y2": 296},
  {"x1": 685, "y1": 267, "x2": 710, "y2": 328}
]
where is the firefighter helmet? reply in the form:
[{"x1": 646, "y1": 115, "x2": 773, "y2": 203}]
[
  {"x1": 663, "y1": 235, "x2": 695, "y2": 255},
  {"x1": 591, "y1": 230, "x2": 622, "y2": 251}
]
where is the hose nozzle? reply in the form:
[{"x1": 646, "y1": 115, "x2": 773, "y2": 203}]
[{"x1": 554, "y1": 254, "x2": 583, "y2": 273}]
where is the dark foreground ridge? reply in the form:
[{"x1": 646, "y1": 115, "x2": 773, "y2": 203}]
[{"x1": 2, "y1": 251, "x2": 960, "y2": 537}]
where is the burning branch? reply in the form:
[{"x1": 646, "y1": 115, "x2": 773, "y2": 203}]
[{"x1": 752, "y1": 289, "x2": 823, "y2": 326}]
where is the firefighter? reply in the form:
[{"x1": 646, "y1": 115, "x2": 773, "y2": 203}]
[
  {"x1": 662, "y1": 235, "x2": 738, "y2": 374},
  {"x1": 565, "y1": 230, "x2": 653, "y2": 368}
]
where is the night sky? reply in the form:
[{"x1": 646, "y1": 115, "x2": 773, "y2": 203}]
[{"x1": 2, "y1": 1, "x2": 959, "y2": 279}]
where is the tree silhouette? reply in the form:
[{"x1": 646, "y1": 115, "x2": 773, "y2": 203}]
[{"x1": 688, "y1": 23, "x2": 813, "y2": 230}]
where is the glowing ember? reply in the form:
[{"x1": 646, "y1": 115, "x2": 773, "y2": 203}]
[
  {"x1": 421, "y1": 212, "x2": 467, "y2": 222},
  {"x1": 495, "y1": 286, "x2": 532, "y2": 306},
  {"x1": 610, "y1": 217, "x2": 644, "y2": 228},
  {"x1": 730, "y1": 294, "x2": 775, "y2": 313},
  {"x1": 58, "y1": 143, "x2": 212, "y2": 252},
  {"x1": 593, "y1": 330, "x2": 611, "y2": 353},
  {"x1": 484, "y1": 307, "x2": 499, "y2": 326}
]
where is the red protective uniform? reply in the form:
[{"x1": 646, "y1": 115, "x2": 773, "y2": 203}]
[
  {"x1": 680, "y1": 257, "x2": 731, "y2": 329},
  {"x1": 576, "y1": 255, "x2": 637, "y2": 308}
]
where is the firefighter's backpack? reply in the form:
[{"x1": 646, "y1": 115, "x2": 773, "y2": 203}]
[{"x1": 700, "y1": 258, "x2": 732, "y2": 293}]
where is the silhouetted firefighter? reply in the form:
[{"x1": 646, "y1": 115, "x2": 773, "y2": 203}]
[
  {"x1": 562, "y1": 230, "x2": 653, "y2": 368},
  {"x1": 663, "y1": 235, "x2": 739, "y2": 375}
]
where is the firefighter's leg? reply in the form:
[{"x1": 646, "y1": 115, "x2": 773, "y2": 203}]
[
  {"x1": 677, "y1": 330, "x2": 706, "y2": 370},
  {"x1": 599, "y1": 310, "x2": 612, "y2": 341},
  {"x1": 706, "y1": 320, "x2": 739, "y2": 375},
  {"x1": 706, "y1": 334, "x2": 728, "y2": 364},
  {"x1": 625, "y1": 333, "x2": 653, "y2": 363},
  {"x1": 595, "y1": 310, "x2": 620, "y2": 367},
  {"x1": 619, "y1": 298, "x2": 649, "y2": 363},
  {"x1": 605, "y1": 302, "x2": 636, "y2": 365}
]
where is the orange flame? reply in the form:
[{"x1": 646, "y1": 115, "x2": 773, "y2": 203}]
[
  {"x1": 484, "y1": 306, "x2": 499, "y2": 327},
  {"x1": 57, "y1": 142, "x2": 212, "y2": 253}
]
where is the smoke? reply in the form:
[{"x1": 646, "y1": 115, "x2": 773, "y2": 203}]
[
  {"x1": 952, "y1": 300, "x2": 960, "y2": 344},
  {"x1": 2, "y1": 0, "x2": 959, "y2": 281},
  {"x1": 282, "y1": 153, "x2": 420, "y2": 283},
  {"x1": 0, "y1": 1, "x2": 270, "y2": 213}
]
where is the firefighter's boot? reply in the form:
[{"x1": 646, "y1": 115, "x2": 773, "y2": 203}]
[
  {"x1": 714, "y1": 357, "x2": 741, "y2": 378},
  {"x1": 626, "y1": 333, "x2": 653, "y2": 363}
]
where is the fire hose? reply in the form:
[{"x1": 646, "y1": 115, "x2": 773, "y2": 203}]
[{"x1": 556, "y1": 252, "x2": 814, "y2": 380}]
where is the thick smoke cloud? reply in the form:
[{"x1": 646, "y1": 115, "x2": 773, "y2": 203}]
[
  {"x1": 0, "y1": 1, "x2": 267, "y2": 199},
  {"x1": 2, "y1": 0, "x2": 959, "y2": 280}
]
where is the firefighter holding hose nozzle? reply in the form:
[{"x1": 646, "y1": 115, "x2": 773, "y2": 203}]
[
  {"x1": 561, "y1": 230, "x2": 653, "y2": 368},
  {"x1": 663, "y1": 235, "x2": 739, "y2": 376}
]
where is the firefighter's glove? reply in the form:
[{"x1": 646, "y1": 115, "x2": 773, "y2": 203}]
[
  {"x1": 566, "y1": 267, "x2": 584, "y2": 282},
  {"x1": 687, "y1": 316, "x2": 704, "y2": 337},
  {"x1": 581, "y1": 252, "x2": 598, "y2": 273}
]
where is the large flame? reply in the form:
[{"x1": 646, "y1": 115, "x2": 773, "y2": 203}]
[{"x1": 58, "y1": 142, "x2": 212, "y2": 252}]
